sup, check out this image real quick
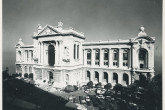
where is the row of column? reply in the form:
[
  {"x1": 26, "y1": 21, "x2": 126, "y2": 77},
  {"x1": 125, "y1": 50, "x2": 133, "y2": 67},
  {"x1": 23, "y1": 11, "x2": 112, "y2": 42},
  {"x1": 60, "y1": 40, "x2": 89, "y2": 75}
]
[
  {"x1": 38, "y1": 41, "x2": 63, "y2": 66},
  {"x1": 84, "y1": 48, "x2": 131, "y2": 68},
  {"x1": 24, "y1": 50, "x2": 33, "y2": 63},
  {"x1": 86, "y1": 71, "x2": 130, "y2": 85}
]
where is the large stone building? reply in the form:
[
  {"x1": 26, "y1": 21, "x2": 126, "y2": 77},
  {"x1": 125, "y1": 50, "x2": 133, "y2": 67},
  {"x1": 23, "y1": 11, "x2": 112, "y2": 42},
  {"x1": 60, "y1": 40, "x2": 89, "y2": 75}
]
[{"x1": 15, "y1": 22, "x2": 155, "y2": 88}]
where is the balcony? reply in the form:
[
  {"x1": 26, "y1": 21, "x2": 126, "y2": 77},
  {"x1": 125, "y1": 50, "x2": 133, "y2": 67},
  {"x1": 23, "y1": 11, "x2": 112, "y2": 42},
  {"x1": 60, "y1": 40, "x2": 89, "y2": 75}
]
[
  {"x1": 134, "y1": 67, "x2": 154, "y2": 72},
  {"x1": 87, "y1": 60, "x2": 91, "y2": 65}
]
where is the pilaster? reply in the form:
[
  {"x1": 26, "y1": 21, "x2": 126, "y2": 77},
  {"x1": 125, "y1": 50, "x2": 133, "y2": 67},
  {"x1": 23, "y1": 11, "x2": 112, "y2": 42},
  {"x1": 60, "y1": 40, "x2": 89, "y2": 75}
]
[
  {"x1": 91, "y1": 49, "x2": 95, "y2": 66},
  {"x1": 100, "y1": 49, "x2": 104, "y2": 67},
  {"x1": 108, "y1": 48, "x2": 113, "y2": 68},
  {"x1": 119, "y1": 48, "x2": 123, "y2": 68}
]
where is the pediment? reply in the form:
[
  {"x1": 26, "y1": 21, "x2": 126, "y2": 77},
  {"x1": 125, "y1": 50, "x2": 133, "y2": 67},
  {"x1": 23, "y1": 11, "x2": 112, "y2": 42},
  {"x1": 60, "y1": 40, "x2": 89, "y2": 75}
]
[
  {"x1": 132, "y1": 36, "x2": 154, "y2": 43},
  {"x1": 38, "y1": 26, "x2": 59, "y2": 36}
]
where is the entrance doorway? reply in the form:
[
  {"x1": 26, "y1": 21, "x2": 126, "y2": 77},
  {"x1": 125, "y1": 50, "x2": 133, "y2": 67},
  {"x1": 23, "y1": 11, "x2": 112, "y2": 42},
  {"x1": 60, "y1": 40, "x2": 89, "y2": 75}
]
[{"x1": 49, "y1": 72, "x2": 53, "y2": 81}]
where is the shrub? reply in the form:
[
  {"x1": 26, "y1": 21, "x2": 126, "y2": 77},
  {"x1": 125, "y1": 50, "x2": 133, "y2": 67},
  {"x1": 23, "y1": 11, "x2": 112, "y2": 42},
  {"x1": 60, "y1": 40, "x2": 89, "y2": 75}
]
[
  {"x1": 95, "y1": 82, "x2": 102, "y2": 88},
  {"x1": 73, "y1": 85, "x2": 78, "y2": 91},
  {"x1": 64, "y1": 85, "x2": 75, "y2": 92},
  {"x1": 104, "y1": 83, "x2": 112, "y2": 90},
  {"x1": 87, "y1": 81, "x2": 93, "y2": 88}
]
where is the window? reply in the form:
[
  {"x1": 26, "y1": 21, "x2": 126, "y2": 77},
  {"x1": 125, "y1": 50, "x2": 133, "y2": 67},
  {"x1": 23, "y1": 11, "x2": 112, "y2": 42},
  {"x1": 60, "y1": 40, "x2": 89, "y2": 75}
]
[
  {"x1": 123, "y1": 49, "x2": 128, "y2": 67},
  {"x1": 87, "y1": 50, "x2": 91, "y2": 65},
  {"x1": 74, "y1": 44, "x2": 76, "y2": 59},
  {"x1": 139, "y1": 48, "x2": 148, "y2": 69},
  {"x1": 95, "y1": 50, "x2": 100, "y2": 65},
  {"x1": 113, "y1": 49, "x2": 118, "y2": 66},
  {"x1": 77, "y1": 45, "x2": 79, "y2": 59},
  {"x1": 104, "y1": 49, "x2": 108, "y2": 66},
  {"x1": 48, "y1": 45, "x2": 55, "y2": 66},
  {"x1": 87, "y1": 71, "x2": 90, "y2": 81}
]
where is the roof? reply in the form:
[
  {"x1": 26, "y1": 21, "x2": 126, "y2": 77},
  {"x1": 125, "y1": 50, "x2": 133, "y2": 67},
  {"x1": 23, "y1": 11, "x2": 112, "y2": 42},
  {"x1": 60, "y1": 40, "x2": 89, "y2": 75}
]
[{"x1": 32, "y1": 23, "x2": 85, "y2": 40}]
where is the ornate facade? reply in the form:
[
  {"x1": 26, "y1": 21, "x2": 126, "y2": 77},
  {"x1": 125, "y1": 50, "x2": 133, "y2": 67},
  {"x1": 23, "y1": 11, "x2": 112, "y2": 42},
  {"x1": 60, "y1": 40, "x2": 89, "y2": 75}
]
[{"x1": 15, "y1": 22, "x2": 155, "y2": 88}]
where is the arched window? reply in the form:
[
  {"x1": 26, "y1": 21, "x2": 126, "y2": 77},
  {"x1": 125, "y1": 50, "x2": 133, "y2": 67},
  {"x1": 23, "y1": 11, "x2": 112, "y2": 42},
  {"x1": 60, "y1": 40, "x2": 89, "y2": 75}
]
[
  {"x1": 24, "y1": 66, "x2": 28, "y2": 73},
  {"x1": 113, "y1": 49, "x2": 118, "y2": 66},
  {"x1": 49, "y1": 72, "x2": 53, "y2": 81},
  {"x1": 103, "y1": 72, "x2": 108, "y2": 83},
  {"x1": 18, "y1": 51, "x2": 21, "y2": 61},
  {"x1": 123, "y1": 49, "x2": 128, "y2": 66},
  {"x1": 24, "y1": 73, "x2": 28, "y2": 78},
  {"x1": 123, "y1": 73, "x2": 129, "y2": 85},
  {"x1": 29, "y1": 73, "x2": 33, "y2": 80},
  {"x1": 139, "y1": 48, "x2": 148, "y2": 69},
  {"x1": 104, "y1": 49, "x2": 108, "y2": 66},
  {"x1": 77, "y1": 45, "x2": 79, "y2": 59},
  {"x1": 95, "y1": 71, "x2": 99, "y2": 82},
  {"x1": 113, "y1": 73, "x2": 118, "y2": 84},
  {"x1": 95, "y1": 50, "x2": 100, "y2": 65},
  {"x1": 48, "y1": 45, "x2": 55, "y2": 66},
  {"x1": 87, "y1": 50, "x2": 91, "y2": 65},
  {"x1": 29, "y1": 67, "x2": 32, "y2": 73},
  {"x1": 87, "y1": 71, "x2": 91, "y2": 81},
  {"x1": 74, "y1": 44, "x2": 76, "y2": 59}
]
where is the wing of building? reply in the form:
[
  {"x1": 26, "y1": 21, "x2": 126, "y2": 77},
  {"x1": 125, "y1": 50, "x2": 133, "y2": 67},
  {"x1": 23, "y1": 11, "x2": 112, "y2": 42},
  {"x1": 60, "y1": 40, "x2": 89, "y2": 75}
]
[{"x1": 15, "y1": 22, "x2": 155, "y2": 88}]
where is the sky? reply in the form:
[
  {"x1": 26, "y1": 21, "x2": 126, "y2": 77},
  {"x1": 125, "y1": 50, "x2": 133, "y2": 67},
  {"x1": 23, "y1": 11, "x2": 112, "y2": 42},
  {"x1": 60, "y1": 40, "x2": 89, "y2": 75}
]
[{"x1": 2, "y1": 0, "x2": 162, "y2": 74}]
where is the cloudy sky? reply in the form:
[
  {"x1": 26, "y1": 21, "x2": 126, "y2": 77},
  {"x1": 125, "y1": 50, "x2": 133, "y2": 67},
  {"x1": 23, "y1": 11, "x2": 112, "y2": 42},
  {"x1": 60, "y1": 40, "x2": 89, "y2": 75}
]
[{"x1": 3, "y1": 0, "x2": 162, "y2": 74}]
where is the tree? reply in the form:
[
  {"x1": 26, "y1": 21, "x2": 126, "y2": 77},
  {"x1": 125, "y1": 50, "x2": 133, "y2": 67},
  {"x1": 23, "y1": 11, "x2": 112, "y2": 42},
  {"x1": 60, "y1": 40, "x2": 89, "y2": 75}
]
[
  {"x1": 113, "y1": 84, "x2": 123, "y2": 94},
  {"x1": 95, "y1": 82, "x2": 102, "y2": 88},
  {"x1": 64, "y1": 85, "x2": 75, "y2": 92},
  {"x1": 3, "y1": 67, "x2": 9, "y2": 79},
  {"x1": 104, "y1": 83, "x2": 112, "y2": 90},
  {"x1": 145, "y1": 74, "x2": 162, "y2": 110},
  {"x1": 87, "y1": 81, "x2": 93, "y2": 88}
]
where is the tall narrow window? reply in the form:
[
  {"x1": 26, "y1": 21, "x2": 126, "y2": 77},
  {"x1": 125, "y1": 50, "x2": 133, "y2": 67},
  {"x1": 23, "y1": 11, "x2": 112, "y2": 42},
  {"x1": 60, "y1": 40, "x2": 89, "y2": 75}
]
[
  {"x1": 95, "y1": 50, "x2": 100, "y2": 65},
  {"x1": 104, "y1": 49, "x2": 108, "y2": 66},
  {"x1": 74, "y1": 44, "x2": 76, "y2": 59},
  {"x1": 123, "y1": 49, "x2": 128, "y2": 67},
  {"x1": 48, "y1": 45, "x2": 55, "y2": 66},
  {"x1": 139, "y1": 48, "x2": 148, "y2": 69},
  {"x1": 77, "y1": 45, "x2": 79, "y2": 59},
  {"x1": 87, "y1": 71, "x2": 91, "y2": 81},
  {"x1": 113, "y1": 49, "x2": 118, "y2": 66},
  {"x1": 87, "y1": 50, "x2": 91, "y2": 65}
]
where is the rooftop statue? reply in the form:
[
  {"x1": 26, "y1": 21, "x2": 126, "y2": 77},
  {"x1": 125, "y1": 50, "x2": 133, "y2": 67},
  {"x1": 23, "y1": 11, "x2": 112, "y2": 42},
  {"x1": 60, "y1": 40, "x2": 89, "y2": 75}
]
[{"x1": 138, "y1": 26, "x2": 148, "y2": 37}]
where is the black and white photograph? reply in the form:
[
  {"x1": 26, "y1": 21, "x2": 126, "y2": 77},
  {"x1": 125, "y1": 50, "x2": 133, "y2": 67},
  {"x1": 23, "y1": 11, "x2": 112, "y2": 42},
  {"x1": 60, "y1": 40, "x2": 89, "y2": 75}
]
[{"x1": 2, "y1": 0, "x2": 162, "y2": 110}]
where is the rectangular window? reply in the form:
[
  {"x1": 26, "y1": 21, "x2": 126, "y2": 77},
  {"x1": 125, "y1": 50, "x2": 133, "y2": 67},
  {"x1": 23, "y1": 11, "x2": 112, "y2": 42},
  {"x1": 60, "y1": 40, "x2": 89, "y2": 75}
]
[
  {"x1": 113, "y1": 53, "x2": 118, "y2": 60},
  {"x1": 87, "y1": 50, "x2": 91, "y2": 65},
  {"x1": 123, "y1": 53, "x2": 128, "y2": 60}
]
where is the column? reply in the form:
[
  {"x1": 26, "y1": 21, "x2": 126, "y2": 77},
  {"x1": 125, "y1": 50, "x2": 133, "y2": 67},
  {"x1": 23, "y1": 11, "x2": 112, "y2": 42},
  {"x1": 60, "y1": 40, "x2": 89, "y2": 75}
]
[
  {"x1": 40, "y1": 42, "x2": 43, "y2": 64},
  {"x1": 118, "y1": 73, "x2": 123, "y2": 84},
  {"x1": 59, "y1": 41, "x2": 62, "y2": 65},
  {"x1": 29, "y1": 50, "x2": 31, "y2": 63},
  {"x1": 42, "y1": 69, "x2": 44, "y2": 81},
  {"x1": 119, "y1": 48, "x2": 123, "y2": 68},
  {"x1": 128, "y1": 48, "x2": 131, "y2": 68},
  {"x1": 108, "y1": 48, "x2": 113, "y2": 67},
  {"x1": 99, "y1": 72, "x2": 102, "y2": 83},
  {"x1": 91, "y1": 49, "x2": 95, "y2": 66},
  {"x1": 55, "y1": 41, "x2": 58, "y2": 65},
  {"x1": 38, "y1": 42, "x2": 41, "y2": 64},
  {"x1": 83, "y1": 49, "x2": 87, "y2": 66},
  {"x1": 90, "y1": 71, "x2": 94, "y2": 82},
  {"x1": 43, "y1": 43, "x2": 45, "y2": 64},
  {"x1": 108, "y1": 72, "x2": 112, "y2": 83},
  {"x1": 75, "y1": 44, "x2": 77, "y2": 59},
  {"x1": 100, "y1": 49, "x2": 104, "y2": 67}
]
